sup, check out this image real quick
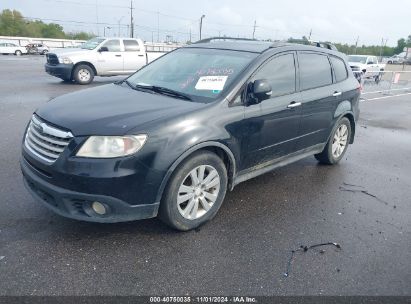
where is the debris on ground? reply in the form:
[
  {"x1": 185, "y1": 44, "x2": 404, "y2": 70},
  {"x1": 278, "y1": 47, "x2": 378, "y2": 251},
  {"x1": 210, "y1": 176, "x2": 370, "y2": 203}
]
[
  {"x1": 283, "y1": 242, "x2": 341, "y2": 277},
  {"x1": 339, "y1": 184, "x2": 390, "y2": 206},
  {"x1": 0, "y1": 256, "x2": 5, "y2": 260}
]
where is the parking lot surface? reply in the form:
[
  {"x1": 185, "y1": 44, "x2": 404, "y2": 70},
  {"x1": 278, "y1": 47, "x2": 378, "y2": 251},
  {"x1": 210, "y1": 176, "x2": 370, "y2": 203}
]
[{"x1": 0, "y1": 55, "x2": 410, "y2": 296}]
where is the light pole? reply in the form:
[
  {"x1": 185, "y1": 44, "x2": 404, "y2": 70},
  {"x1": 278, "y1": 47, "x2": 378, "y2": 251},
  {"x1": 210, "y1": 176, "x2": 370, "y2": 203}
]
[
  {"x1": 199, "y1": 14, "x2": 205, "y2": 40},
  {"x1": 118, "y1": 16, "x2": 125, "y2": 37},
  {"x1": 104, "y1": 26, "x2": 112, "y2": 37}
]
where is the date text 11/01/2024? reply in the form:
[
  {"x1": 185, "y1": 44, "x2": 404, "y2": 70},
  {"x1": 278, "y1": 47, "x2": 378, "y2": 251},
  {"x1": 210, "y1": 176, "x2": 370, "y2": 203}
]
[{"x1": 149, "y1": 296, "x2": 257, "y2": 303}]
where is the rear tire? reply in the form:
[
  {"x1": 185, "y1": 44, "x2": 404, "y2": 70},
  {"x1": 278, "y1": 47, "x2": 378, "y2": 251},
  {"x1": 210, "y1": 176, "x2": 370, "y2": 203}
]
[
  {"x1": 73, "y1": 64, "x2": 94, "y2": 85},
  {"x1": 315, "y1": 117, "x2": 351, "y2": 165},
  {"x1": 159, "y1": 151, "x2": 228, "y2": 231}
]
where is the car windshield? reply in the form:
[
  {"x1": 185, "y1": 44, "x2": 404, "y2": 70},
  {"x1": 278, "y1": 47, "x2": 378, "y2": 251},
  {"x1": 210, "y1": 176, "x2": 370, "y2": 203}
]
[
  {"x1": 347, "y1": 55, "x2": 368, "y2": 64},
  {"x1": 81, "y1": 38, "x2": 105, "y2": 50},
  {"x1": 126, "y1": 48, "x2": 258, "y2": 103}
]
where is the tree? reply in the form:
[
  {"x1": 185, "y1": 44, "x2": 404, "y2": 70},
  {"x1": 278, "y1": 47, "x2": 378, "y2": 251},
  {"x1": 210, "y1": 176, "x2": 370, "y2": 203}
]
[
  {"x1": 394, "y1": 38, "x2": 407, "y2": 54},
  {"x1": 0, "y1": 9, "x2": 95, "y2": 39}
]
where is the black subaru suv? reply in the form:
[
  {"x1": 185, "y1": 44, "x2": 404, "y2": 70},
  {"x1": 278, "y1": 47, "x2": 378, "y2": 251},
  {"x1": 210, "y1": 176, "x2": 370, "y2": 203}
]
[{"x1": 21, "y1": 38, "x2": 360, "y2": 231}]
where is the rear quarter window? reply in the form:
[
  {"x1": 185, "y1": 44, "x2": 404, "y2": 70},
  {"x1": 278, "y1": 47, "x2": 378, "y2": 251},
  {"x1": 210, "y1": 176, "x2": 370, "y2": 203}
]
[
  {"x1": 330, "y1": 56, "x2": 348, "y2": 82},
  {"x1": 298, "y1": 53, "x2": 333, "y2": 90}
]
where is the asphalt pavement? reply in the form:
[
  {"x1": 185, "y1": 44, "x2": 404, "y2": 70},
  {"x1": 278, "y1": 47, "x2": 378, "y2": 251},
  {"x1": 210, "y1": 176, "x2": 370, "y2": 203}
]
[{"x1": 0, "y1": 55, "x2": 410, "y2": 296}]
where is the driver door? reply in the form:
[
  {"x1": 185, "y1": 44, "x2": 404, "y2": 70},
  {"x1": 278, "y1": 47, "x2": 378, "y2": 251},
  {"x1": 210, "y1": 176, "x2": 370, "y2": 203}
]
[
  {"x1": 241, "y1": 52, "x2": 302, "y2": 170},
  {"x1": 97, "y1": 39, "x2": 124, "y2": 75}
]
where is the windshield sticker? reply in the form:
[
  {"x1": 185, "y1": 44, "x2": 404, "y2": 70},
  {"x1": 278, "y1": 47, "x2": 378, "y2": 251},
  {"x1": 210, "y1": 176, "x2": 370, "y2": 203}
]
[
  {"x1": 195, "y1": 68, "x2": 234, "y2": 77},
  {"x1": 195, "y1": 76, "x2": 228, "y2": 91}
]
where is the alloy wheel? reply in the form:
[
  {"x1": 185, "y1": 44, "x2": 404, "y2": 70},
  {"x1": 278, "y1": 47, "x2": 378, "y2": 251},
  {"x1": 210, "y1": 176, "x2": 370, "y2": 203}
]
[
  {"x1": 332, "y1": 124, "x2": 348, "y2": 158},
  {"x1": 177, "y1": 165, "x2": 220, "y2": 220}
]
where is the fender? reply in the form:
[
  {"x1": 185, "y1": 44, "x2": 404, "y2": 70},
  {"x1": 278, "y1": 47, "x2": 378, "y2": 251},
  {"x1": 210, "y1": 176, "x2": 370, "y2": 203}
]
[{"x1": 155, "y1": 141, "x2": 237, "y2": 203}]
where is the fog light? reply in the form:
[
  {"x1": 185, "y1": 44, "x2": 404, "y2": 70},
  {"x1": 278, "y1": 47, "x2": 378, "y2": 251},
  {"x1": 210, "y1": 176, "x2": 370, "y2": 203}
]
[{"x1": 91, "y1": 201, "x2": 107, "y2": 215}]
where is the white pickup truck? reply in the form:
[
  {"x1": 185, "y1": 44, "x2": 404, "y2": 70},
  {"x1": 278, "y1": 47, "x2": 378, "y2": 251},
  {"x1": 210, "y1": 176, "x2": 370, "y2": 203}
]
[
  {"x1": 347, "y1": 55, "x2": 386, "y2": 82},
  {"x1": 45, "y1": 37, "x2": 165, "y2": 84}
]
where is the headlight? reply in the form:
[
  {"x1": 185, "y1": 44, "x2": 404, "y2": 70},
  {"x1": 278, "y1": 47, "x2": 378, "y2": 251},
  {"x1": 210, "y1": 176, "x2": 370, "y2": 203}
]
[
  {"x1": 76, "y1": 135, "x2": 147, "y2": 158},
  {"x1": 58, "y1": 57, "x2": 72, "y2": 64}
]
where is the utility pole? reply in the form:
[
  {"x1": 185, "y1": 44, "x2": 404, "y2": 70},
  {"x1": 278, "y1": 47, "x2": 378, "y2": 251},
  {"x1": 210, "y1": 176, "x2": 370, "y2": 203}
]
[
  {"x1": 95, "y1": 0, "x2": 99, "y2": 36},
  {"x1": 379, "y1": 38, "x2": 388, "y2": 61},
  {"x1": 354, "y1": 36, "x2": 359, "y2": 54},
  {"x1": 199, "y1": 15, "x2": 205, "y2": 40},
  {"x1": 252, "y1": 20, "x2": 257, "y2": 39},
  {"x1": 118, "y1": 16, "x2": 124, "y2": 37},
  {"x1": 130, "y1": 0, "x2": 134, "y2": 38},
  {"x1": 308, "y1": 29, "x2": 312, "y2": 41},
  {"x1": 157, "y1": 11, "x2": 160, "y2": 42},
  {"x1": 189, "y1": 28, "x2": 192, "y2": 43}
]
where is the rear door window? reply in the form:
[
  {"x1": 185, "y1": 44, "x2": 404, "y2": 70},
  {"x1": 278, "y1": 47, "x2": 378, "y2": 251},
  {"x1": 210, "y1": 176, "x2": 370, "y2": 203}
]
[
  {"x1": 123, "y1": 40, "x2": 140, "y2": 52},
  {"x1": 330, "y1": 56, "x2": 348, "y2": 82},
  {"x1": 298, "y1": 53, "x2": 333, "y2": 90}
]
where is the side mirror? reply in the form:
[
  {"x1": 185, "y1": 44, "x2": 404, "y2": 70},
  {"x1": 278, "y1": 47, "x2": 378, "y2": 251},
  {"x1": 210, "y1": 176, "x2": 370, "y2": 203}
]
[
  {"x1": 252, "y1": 79, "x2": 272, "y2": 101},
  {"x1": 98, "y1": 46, "x2": 109, "y2": 52},
  {"x1": 246, "y1": 79, "x2": 272, "y2": 106}
]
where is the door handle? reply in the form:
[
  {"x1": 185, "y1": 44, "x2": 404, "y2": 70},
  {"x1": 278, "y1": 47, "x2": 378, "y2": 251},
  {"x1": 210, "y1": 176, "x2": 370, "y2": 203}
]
[
  {"x1": 115, "y1": 54, "x2": 122, "y2": 57},
  {"x1": 287, "y1": 101, "x2": 302, "y2": 109},
  {"x1": 138, "y1": 54, "x2": 145, "y2": 57},
  {"x1": 332, "y1": 91, "x2": 342, "y2": 97}
]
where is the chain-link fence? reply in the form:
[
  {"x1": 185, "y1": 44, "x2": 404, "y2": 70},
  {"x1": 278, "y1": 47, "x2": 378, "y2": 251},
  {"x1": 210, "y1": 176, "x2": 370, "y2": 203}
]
[{"x1": 360, "y1": 68, "x2": 411, "y2": 95}]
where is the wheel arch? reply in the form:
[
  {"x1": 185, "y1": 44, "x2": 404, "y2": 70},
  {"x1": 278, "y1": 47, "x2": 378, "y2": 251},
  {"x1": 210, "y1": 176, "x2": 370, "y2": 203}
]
[
  {"x1": 342, "y1": 112, "x2": 356, "y2": 144},
  {"x1": 72, "y1": 61, "x2": 97, "y2": 78},
  {"x1": 332, "y1": 112, "x2": 355, "y2": 144},
  {"x1": 155, "y1": 141, "x2": 237, "y2": 204}
]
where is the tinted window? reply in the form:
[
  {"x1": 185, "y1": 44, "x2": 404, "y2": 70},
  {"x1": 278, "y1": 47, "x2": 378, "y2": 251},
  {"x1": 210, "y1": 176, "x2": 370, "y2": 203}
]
[
  {"x1": 102, "y1": 39, "x2": 121, "y2": 52},
  {"x1": 299, "y1": 53, "x2": 332, "y2": 90},
  {"x1": 253, "y1": 53, "x2": 296, "y2": 97},
  {"x1": 330, "y1": 56, "x2": 348, "y2": 82},
  {"x1": 123, "y1": 40, "x2": 140, "y2": 52}
]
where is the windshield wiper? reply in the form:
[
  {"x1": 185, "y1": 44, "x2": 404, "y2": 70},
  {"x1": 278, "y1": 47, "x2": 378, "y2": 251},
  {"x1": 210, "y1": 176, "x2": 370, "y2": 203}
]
[
  {"x1": 117, "y1": 80, "x2": 154, "y2": 93},
  {"x1": 119, "y1": 81, "x2": 192, "y2": 101},
  {"x1": 135, "y1": 84, "x2": 192, "y2": 101}
]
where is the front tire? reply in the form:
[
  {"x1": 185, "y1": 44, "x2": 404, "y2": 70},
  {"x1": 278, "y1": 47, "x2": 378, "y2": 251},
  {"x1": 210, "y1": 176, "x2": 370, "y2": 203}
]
[
  {"x1": 73, "y1": 64, "x2": 94, "y2": 85},
  {"x1": 159, "y1": 151, "x2": 228, "y2": 231},
  {"x1": 15, "y1": 50, "x2": 22, "y2": 56},
  {"x1": 315, "y1": 117, "x2": 351, "y2": 165}
]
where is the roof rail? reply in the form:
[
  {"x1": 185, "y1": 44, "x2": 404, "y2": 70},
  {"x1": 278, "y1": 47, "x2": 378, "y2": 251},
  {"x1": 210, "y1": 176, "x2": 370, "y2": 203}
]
[
  {"x1": 309, "y1": 40, "x2": 338, "y2": 51},
  {"x1": 194, "y1": 37, "x2": 258, "y2": 44}
]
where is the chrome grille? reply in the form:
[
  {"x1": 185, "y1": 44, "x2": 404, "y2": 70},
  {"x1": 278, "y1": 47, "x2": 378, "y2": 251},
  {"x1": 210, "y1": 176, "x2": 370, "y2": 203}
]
[{"x1": 24, "y1": 115, "x2": 73, "y2": 163}]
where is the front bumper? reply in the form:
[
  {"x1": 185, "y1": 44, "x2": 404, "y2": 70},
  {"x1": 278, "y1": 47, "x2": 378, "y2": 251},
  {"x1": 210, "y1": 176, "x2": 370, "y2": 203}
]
[
  {"x1": 20, "y1": 154, "x2": 161, "y2": 223},
  {"x1": 45, "y1": 63, "x2": 73, "y2": 80}
]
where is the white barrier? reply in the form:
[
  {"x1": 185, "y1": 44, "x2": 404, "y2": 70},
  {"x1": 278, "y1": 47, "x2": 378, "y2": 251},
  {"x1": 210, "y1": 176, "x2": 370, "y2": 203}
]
[{"x1": 0, "y1": 35, "x2": 184, "y2": 51}]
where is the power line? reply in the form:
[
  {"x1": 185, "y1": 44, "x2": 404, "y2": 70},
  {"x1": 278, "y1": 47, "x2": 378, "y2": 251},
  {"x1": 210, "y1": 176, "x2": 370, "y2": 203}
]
[{"x1": 23, "y1": 16, "x2": 197, "y2": 37}]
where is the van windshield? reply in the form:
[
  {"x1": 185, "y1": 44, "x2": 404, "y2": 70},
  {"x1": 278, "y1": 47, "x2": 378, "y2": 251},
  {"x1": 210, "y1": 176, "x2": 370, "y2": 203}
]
[
  {"x1": 126, "y1": 48, "x2": 258, "y2": 103},
  {"x1": 81, "y1": 38, "x2": 106, "y2": 50}
]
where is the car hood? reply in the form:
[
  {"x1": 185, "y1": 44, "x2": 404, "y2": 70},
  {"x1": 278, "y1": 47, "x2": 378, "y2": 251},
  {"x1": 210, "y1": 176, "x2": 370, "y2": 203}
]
[
  {"x1": 35, "y1": 84, "x2": 206, "y2": 136},
  {"x1": 49, "y1": 48, "x2": 88, "y2": 57}
]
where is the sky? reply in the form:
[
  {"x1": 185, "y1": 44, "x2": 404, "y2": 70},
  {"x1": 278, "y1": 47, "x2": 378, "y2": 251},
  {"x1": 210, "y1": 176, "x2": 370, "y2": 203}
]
[{"x1": 1, "y1": 0, "x2": 410, "y2": 46}]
